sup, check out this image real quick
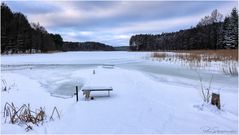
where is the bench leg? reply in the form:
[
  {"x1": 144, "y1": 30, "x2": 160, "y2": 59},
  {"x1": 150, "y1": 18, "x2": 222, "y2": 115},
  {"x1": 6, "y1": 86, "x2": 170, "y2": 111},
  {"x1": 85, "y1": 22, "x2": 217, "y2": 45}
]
[
  {"x1": 108, "y1": 91, "x2": 110, "y2": 97},
  {"x1": 84, "y1": 91, "x2": 91, "y2": 101}
]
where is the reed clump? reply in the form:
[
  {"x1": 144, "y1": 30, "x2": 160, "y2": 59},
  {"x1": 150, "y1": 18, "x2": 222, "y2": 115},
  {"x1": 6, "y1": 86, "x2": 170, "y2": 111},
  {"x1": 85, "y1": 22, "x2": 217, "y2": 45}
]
[
  {"x1": 152, "y1": 49, "x2": 238, "y2": 76},
  {"x1": 3, "y1": 102, "x2": 60, "y2": 132}
]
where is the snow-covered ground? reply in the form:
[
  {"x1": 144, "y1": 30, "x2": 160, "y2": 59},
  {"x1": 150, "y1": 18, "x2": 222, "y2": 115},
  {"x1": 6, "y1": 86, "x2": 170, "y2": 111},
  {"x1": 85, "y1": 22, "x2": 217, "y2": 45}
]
[{"x1": 1, "y1": 51, "x2": 238, "y2": 134}]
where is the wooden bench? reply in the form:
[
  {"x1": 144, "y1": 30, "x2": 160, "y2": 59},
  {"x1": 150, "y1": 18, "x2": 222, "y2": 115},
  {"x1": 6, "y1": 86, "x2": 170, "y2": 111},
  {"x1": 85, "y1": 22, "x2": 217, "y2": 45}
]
[{"x1": 82, "y1": 87, "x2": 113, "y2": 100}]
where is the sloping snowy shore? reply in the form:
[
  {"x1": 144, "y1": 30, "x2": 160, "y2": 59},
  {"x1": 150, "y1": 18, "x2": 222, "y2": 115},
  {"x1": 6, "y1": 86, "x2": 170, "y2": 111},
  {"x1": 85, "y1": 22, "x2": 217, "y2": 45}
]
[{"x1": 1, "y1": 52, "x2": 238, "y2": 134}]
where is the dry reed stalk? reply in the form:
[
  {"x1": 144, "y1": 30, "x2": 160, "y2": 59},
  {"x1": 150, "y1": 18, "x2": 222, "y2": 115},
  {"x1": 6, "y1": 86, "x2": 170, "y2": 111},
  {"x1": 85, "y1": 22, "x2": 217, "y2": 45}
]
[
  {"x1": 50, "y1": 106, "x2": 60, "y2": 121},
  {"x1": 196, "y1": 73, "x2": 214, "y2": 103}
]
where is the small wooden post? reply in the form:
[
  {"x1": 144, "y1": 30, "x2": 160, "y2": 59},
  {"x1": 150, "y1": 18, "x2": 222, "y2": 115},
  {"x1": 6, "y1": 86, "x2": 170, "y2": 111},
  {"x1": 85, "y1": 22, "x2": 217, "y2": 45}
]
[
  {"x1": 211, "y1": 93, "x2": 220, "y2": 109},
  {"x1": 74, "y1": 86, "x2": 78, "y2": 102}
]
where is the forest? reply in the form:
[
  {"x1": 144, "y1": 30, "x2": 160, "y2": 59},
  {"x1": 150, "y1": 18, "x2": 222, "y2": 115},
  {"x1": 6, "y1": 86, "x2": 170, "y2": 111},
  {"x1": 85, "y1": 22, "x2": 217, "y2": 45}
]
[
  {"x1": 62, "y1": 41, "x2": 115, "y2": 51},
  {"x1": 1, "y1": 3, "x2": 114, "y2": 54},
  {"x1": 130, "y1": 8, "x2": 238, "y2": 51},
  {"x1": 1, "y1": 3, "x2": 64, "y2": 54}
]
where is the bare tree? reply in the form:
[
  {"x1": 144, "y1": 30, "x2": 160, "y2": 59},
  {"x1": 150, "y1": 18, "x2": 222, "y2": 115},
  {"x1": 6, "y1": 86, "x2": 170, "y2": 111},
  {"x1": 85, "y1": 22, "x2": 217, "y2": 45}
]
[{"x1": 197, "y1": 9, "x2": 223, "y2": 27}]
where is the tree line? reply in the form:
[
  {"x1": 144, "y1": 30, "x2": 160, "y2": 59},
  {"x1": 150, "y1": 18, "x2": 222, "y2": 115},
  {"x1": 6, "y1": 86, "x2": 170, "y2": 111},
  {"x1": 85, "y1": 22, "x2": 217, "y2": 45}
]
[
  {"x1": 1, "y1": 3, "x2": 64, "y2": 54},
  {"x1": 1, "y1": 3, "x2": 115, "y2": 54},
  {"x1": 129, "y1": 8, "x2": 238, "y2": 51},
  {"x1": 63, "y1": 41, "x2": 114, "y2": 51}
]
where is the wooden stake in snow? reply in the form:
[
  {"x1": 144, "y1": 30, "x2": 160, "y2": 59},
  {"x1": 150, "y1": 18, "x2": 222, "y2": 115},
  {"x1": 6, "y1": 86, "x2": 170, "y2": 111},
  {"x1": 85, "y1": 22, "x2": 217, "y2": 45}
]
[
  {"x1": 74, "y1": 86, "x2": 79, "y2": 102},
  {"x1": 211, "y1": 93, "x2": 220, "y2": 109}
]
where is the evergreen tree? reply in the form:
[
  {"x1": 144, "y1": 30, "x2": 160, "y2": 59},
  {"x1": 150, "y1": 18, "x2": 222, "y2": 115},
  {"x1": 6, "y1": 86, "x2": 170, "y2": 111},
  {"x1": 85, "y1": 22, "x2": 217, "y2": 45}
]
[
  {"x1": 223, "y1": 8, "x2": 238, "y2": 49},
  {"x1": 230, "y1": 8, "x2": 238, "y2": 48},
  {"x1": 50, "y1": 34, "x2": 63, "y2": 51}
]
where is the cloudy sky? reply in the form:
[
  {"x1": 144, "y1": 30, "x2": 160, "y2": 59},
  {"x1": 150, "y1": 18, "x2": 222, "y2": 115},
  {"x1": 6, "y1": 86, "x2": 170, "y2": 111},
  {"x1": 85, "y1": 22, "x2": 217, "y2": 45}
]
[{"x1": 5, "y1": 1, "x2": 238, "y2": 46}]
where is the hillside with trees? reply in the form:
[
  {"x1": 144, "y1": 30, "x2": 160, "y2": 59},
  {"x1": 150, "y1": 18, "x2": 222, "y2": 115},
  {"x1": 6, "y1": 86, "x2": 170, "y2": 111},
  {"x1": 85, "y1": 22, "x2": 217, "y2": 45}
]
[
  {"x1": 130, "y1": 8, "x2": 238, "y2": 51},
  {"x1": 62, "y1": 41, "x2": 115, "y2": 51},
  {"x1": 1, "y1": 3, "x2": 64, "y2": 54},
  {"x1": 1, "y1": 3, "x2": 115, "y2": 54}
]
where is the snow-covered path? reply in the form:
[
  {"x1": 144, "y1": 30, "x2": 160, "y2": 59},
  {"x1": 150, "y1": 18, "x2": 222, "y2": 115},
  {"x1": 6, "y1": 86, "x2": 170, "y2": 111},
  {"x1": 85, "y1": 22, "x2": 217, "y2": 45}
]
[{"x1": 1, "y1": 52, "x2": 238, "y2": 134}]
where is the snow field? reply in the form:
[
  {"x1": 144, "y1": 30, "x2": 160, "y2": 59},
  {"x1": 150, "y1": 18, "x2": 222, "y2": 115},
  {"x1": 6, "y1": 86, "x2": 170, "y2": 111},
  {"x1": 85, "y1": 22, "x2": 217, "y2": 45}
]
[{"x1": 1, "y1": 52, "x2": 238, "y2": 134}]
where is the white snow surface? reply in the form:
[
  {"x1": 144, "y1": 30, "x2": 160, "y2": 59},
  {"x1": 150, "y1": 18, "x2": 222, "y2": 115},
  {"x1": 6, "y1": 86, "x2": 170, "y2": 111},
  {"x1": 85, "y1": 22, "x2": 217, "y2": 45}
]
[{"x1": 1, "y1": 51, "x2": 238, "y2": 134}]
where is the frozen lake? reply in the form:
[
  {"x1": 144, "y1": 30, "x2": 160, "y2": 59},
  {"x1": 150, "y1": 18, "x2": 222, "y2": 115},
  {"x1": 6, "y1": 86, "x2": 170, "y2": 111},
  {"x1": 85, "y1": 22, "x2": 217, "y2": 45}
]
[
  {"x1": 1, "y1": 51, "x2": 149, "y2": 97},
  {"x1": 1, "y1": 51, "x2": 237, "y2": 97}
]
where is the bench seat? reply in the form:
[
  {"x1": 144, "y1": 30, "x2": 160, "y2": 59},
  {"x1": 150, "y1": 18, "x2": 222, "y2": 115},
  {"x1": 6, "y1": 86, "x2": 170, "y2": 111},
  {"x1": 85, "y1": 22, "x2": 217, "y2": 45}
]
[{"x1": 82, "y1": 87, "x2": 113, "y2": 91}]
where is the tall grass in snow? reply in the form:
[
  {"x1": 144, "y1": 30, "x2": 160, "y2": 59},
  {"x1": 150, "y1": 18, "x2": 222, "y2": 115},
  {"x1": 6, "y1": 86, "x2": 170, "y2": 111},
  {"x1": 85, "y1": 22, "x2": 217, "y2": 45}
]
[
  {"x1": 198, "y1": 73, "x2": 213, "y2": 103},
  {"x1": 152, "y1": 49, "x2": 238, "y2": 76}
]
